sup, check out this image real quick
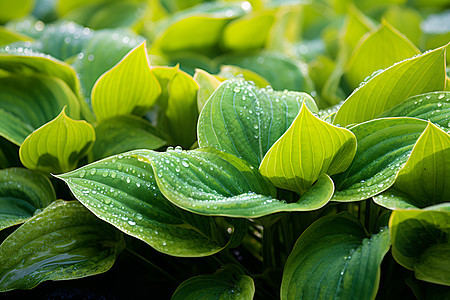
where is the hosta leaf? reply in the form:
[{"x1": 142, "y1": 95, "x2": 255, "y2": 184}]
[
  {"x1": 198, "y1": 79, "x2": 318, "y2": 168},
  {"x1": 374, "y1": 122, "x2": 450, "y2": 210},
  {"x1": 0, "y1": 168, "x2": 55, "y2": 231},
  {"x1": 152, "y1": 65, "x2": 198, "y2": 148},
  {"x1": 19, "y1": 108, "x2": 95, "y2": 174},
  {"x1": 0, "y1": 26, "x2": 31, "y2": 47},
  {"x1": 380, "y1": 91, "x2": 450, "y2": 131},
  {"x1": 0, "y1": 200, "x2": 124, "y2": 292},
  {"x1": 193, "y1": 68, "x2": 221, "y2": 113},
  {"x1": 389, "y1": 210, "x2": 450, "y2": 286},
  {"x1": 221, "y1": 9, "x2": 275, "y2": 51},
  {"x1": 332, "y1": 118, "x2": 428, "y2": 201},
  {"x1": 0, "y1": 0, "x2": 34, "y2": 23},
  {"x1": 172, "y1": 265, "x2": 255, "y2": 300},
  {"x1": 91, "y1": 115, "x2": 166, "y2": 161},
  {"x1": 0, "y1": 73, "x2": 80, "y2": 146},
  {"x1": 334, "y1": 44, "x2": 448, "y2": 127},
  {"x1": 91, "y1": 41, "x2": 161, "y2": 122},
  {"x1": 345, "y1": 20, "x2": 420, "y2": 89},
  {"x1": 217, "y1": 65, "x2": 270, "y2": 88},
  {"x1": 56, "y1": 151, "x2": 243, "y2": 257},
  {"x1": 281, "y1": 213, "x2": 391, "y2": 300},
  {"x1": 260, "y1": 103, "x2": 356, "y2": 195},
  {"x1": 135, "y1": 148, "x2": 333, "y2": 217}
]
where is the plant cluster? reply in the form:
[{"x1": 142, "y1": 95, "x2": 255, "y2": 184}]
[{"x1": 0, "y1": 0, "x2": 449, "y2": 299}]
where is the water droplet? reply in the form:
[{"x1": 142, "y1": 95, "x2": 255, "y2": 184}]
[
  {"x1": 253, "y1": 124, "x2": 259, "y2": 129},
  {"x1": 128, "y1": 220, "x2": 136, "y2": 226},
  {"x1": 182, "y1": 160, "x2": 189, "y2": 168},
  {"x1": 175, "y1": 166, "x2": 181, "y2": 172},
  {"x1": 79, "y1": 170, "x2": 86, "y2": 178},
  {"x1": 102, "y1": 171, "x2": 108, "y2": 177},
  {"x1": 233, "y1": 87, "x2": 241, "y2": 93},
  {"x1": 90, "y1": 169, "x2": 96, "y2": 175},
  {"x1": 104, "y1": 199, "x2": 111, "y2": 205},
  {"x1": 126, "y1": 177, "x2": 131, "y2": 183},
  {"x1": 437, "y1": 102, "x2": 443, "y2": 107},
  {"x1": 438, "y1": 94, "x2": 445, "y2": 99},
  {"x1": 87, "y1": 54, "x2": 95, "y2": 61},
  {"x1": 136, "y1": 182, "x2": 141, "y2": 187},
  {"x1": 111, "y1": 172, "x2": 117, "y2": 178}
]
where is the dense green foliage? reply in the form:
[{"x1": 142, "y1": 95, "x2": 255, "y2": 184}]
[{"x1": 0, "y1": 0, "x2": 449, "y2": 298}]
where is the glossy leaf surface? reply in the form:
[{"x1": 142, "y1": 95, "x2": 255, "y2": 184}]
[
  {"x1": 281, "y1": 213, "x2": 391, "y2": 300},
  {"x1": 260, "y1": 103, "x2": 356, "y2": 195},
  {"x1": 0, "y1": 168, "x2": 55, "y2": 231},
  {"x1": 198, "y1": 79, "x2": 318, "y2": 168},
  {"x1": 19, "y1": 108, "x2": 95, "y2": 174},
  {"x1": 0, "y1": 200, "x2": 124, "y2": 291}
]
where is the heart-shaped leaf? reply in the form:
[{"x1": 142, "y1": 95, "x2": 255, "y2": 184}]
[
  {"x1": 0, "y1": 73, "x2": 80, "y2": 146},
  {"x1": 281, "y1": 213, "x2": 391, "y2": 300},
  {"x1": 260, "y1": 103, "x2": 356, "y2": 195},
  {"x1": 135, "y1": 148, "x2": 334, "y2": 217},
  {"x1": 152, "y1": 65, "x2": 199, "y2": 148},
  {"x1": 0, "y1": 200, "x2": 124, "y2": 292},
  {"x1": 345, "y1": 20, "x2": 420, "y2": 89},
  {"x1": 380, "y1": 91, "x2": 450, "y2": 131},
  {"x1": 19, "y1": 107, "x2": 95, "y2": 174},
  {"x1": 90, "y1": 115, "x2": 166, "y2": 161},
  {"x1": 91, "y1": 41, "x2": 161, "y2": 122},
  {"x1": 198, "y1": 79, "x2": 318, "y2": 168},
  {"x1": 389, "y1": 209, "x2": 450, "y2": 286},
  {"x1": 332, "y1": 117, "x2": 428, "y2": 202},
  {"x1": 0, "y1": 168, "x2": 55, "y2": 231},
  {"x1": 334, "y1": 44, "x2": 448, "y2": 127},
  {"x1": 172, "y1": 265, "x2": 255, "y2": 300},
  {"x1": 56, "y1": 151, "x2": 244, "y2": 257},
  {"x1": 374, "y1": 122, "x2": 450, "y2": 210}
]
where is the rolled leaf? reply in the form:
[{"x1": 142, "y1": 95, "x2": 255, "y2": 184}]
[
  {"x1": 0, "y1": 200, "x2": 124, "y2": 292},
  {"x1": 19, "y1": 107, "x2": 95, "y2": 174},
  {"x1": 193, "y1": 68, "x2": 222, "y2": 113},
  {"x1": 260, "y1": 103, "x2": 356, "y2": 195}
]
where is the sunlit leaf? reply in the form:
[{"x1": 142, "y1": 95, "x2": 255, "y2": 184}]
[
  {"x1": 0, "y1": 200, "x2": 124, "y2": 292},
  {"x1": 389, "y1": 209, "x2": 450, "y2": 286},
  {"x1": 0, "y1": 168, "x2": 55, "y2": 231},
  {"x1": 0, "y1": 0, "x2": 34, "y2": 23},
  {"x1": 281, "y1": 213, "x2": 391, "y2": 300},
  {"x1": 0, "y1": 26, "x2": 32, "y2": 47},
  {"x1": 260, "y1": 103, "x2": 356, "y2": 195},
  {"x1": 217, "y1": 65, "x2": 270, "y2": 88},
  {"x1": 19, "y1": 108, "x2": 95, "y2": 174},
  {"x1": 193, "y1": 68, "x2": 221, "y2": 113}
]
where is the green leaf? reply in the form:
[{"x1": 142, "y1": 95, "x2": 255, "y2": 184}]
[
  {"x1": 91, "y1": 41, "x2": 161, "y2": 122},
  {"x1": 152, "y1": 65, "x2": 198, "y2": 148},
  {"x1": 0, "y1": 26, "x2": 32, "y2": 47},
  {"x1": 217, "y1": 64, "x2": 271, "y2": 88},
  {"x1": 345, "y1": 20, "x2": 420, "y2": 89},
  {"x1": 19, "y1": 107, "x2": 95, "y2": 174},
  {"x1": 374, "y1": 122, "x2": 450, "y2": 210},
  {"x1": 334, "y1": 44, "x2": 448, "y2": 127},
  {"x1": 380, "y1": 91, "x2": 450, "y2": 131},
  {"x1": 0, "y1": 200, "x2": 124, "y2": 292},
  {"x1": 193, "y1": 68, "x2": 221, "y2": 113},
  {"x1": 135, "y1": 148, "x2": 333, "y2": 217},
  {"x1": 260, "y1": 103, "x2": 356, "y2": 195},
  {"x1": 281, "y1": 213, "x2": 391, "y2": 300},
  {"x1": 332, "y1": 117, "x2": 428, "y2": 202},
  {"x1": 0, "y1": 168, "x2": 55, "y2": 231},
  {"x1": 0, "y1": 73, "x2": 80, "y2": 146},
  {"x1": 0, "y1": 0, "x2": 34, "y2": 23},
  {"x1": 172, "y1": 265, "x2": 255, "y2": 300},
  {"x1": 56, "y1": 151, "x2": 243, "y2": 257},
  {"x1": 91, "y1": 114, "x2": 166, "y2": 161},
  {"x1": 221, "y1": 9, "x2": 275, "y2": 51},
  {"x1": 382, "y1": 5, "x2": 422, "y2": 47},
  {"x1": 389, "y1": 210, "x2": 450, "y2": 286},
  {"x1": 198, "y1": 79, "x2": 318, "y2": 168}
]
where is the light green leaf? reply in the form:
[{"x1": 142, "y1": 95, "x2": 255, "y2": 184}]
[
  {"x1": 0, "y1": 26, "x2": 32, "y2": 47},
  {"x1": 260, "y1": 103, "x2": 356, "y2": 195},
  {"x1": 172, "y1": 265, "x2": 255, "y2": 300},
  {"x1": 135, "y1": 148, "x2": 333, "y2": 217},
  {"x1": 334, "y1": 44, "x2": 448, "y2": 127},
  {"x1": 345, "y1": 20, "x2": 420, "y2": 89},
  {"x1": 0, "y1": 168, "x2": 55, "y2": 231},
  {"x1": 382, "y1": 5, "x2": 422, "y2": 47},
  {"x1": 389, "y1": 210, "x2": 450, "y2": 286},
  {"x1": 374, "y1": 122, "x2": 450, "y2": 210},
  {"x1": 91, "y1": 41, "x2": 161, "y2": 122},
  {"x1": 198, "y1": 79, "x2": 318, "y2": 168},
  {"x1": 91, "y1": 114, "x2": 166, "y2": 161},
  {"x1": 0, "y1": 0, "x2": 34, "y2": 23},
  {"x1": 0, "y1": 200, "x2": 124, "y2": 292},
  {"x1": 281, "y1": 213, "x2": 391, "y2": 300},
  {"x1": 217, "y1": 65, "x2": 271, "y2": 88},
  {"x1": 332, "y1": 118, "x2": 428, "y2": 202},
  {"x1": 380, "y1": 91, "x2": 450, "y2": 131},
  {"x1": 193, "y1": 68, "x2": 221, "y2": 113},
  {"x1": 56, "y1": 151, "x2": 245, "y2": 257},
  {"x1": 19, "y1": 108, "x2": 95, "y2": 174},
  {"x1": 152, "y1": 65, "x2": 198, "y2": 148},
  {"x1": 221, "y1": 9, "x2": 275, "y2": 51},
  {"x1": 0, "y1": 73, "x2": 80, "y2": 146}
]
